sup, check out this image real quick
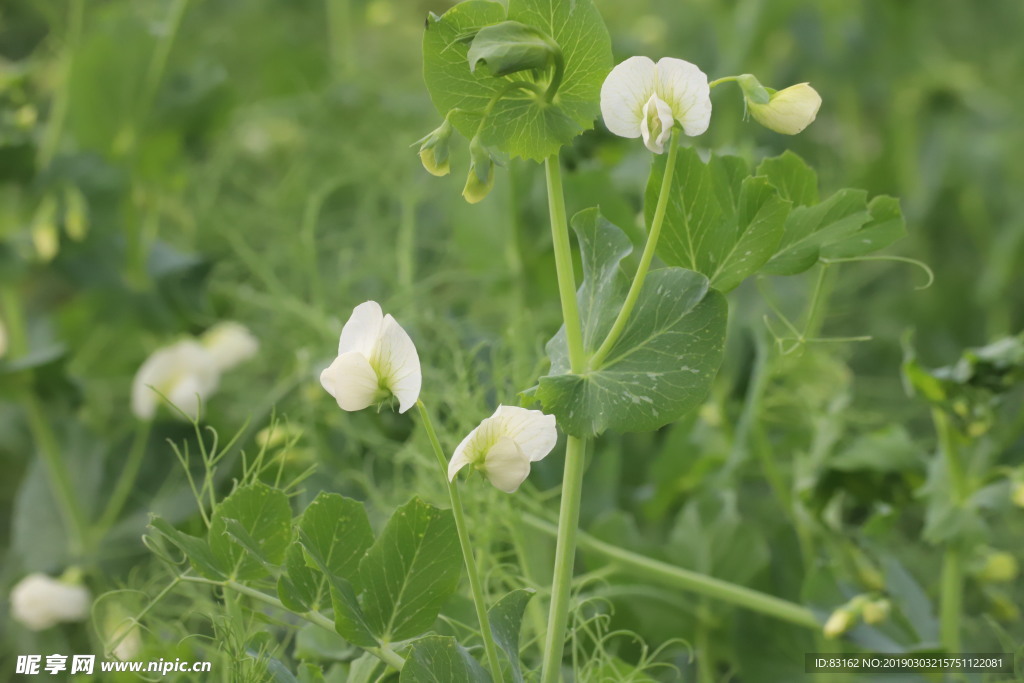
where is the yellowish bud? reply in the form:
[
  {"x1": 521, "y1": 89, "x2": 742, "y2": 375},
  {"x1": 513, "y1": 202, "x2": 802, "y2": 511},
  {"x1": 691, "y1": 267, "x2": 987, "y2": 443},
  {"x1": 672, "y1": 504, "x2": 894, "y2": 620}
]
[
  {"x1": 462, "y1": 135, "x2": 495, "y2": 204},
  {"x1": 823, "y1": 608, "x2": 854, "y2": 639},
  {"x1": 978, "y1": 551, "x2": 1019, "y2": 583},
  {"x1": 416, "y1": 119, "x2": 453, "y2": 177},
  {"x1": 63, "y1": 186, "x2": 89, "y2": 241},
  {"x1": 1012, "y1": 481, "x2": 1024, "y2": 508},
  {"x1": 31, "y1": 196, "x2": 60, "y2": 262},
  {"x1": 15, "y1": 105, "x2": 37, "y2": 128},
  {"x1": 862, "y1": 598, "x2": 891, "y2": 625},
  {"x1": 748, "y1": 83, "x2": 822, "y2": 135},
  {"x1": 989, "y1": 593, "x2": 1020, "y2": 622}
]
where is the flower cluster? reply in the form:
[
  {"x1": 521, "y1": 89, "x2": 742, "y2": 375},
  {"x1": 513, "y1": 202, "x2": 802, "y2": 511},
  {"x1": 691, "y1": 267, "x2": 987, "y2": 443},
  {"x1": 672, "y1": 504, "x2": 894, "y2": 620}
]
[
  {"x1": 320, "y1": 302, "x2": 556, "y2": 492},
  {"x1": 131, "y1": 321, "x2": 259, "y2": 421}
]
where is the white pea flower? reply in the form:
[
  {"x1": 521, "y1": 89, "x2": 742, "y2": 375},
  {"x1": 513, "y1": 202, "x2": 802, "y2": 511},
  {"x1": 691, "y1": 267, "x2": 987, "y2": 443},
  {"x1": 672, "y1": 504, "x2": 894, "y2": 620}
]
[
  {"x1": 10, "y1": 573, "x2": 91, "y2": 631},
  {"x1": 320, "y1": 301, "x2": 421, "y2": 414},
  {"x1": 448, "y1": 406, "x2": 557, "y2": 493},
  {"x1": 747, "y1": 83, "x2": 822, "y2": 135},
  {"x1": 105, "y1": 611, "x2": 142, "y2": 660},
  {"x1": 200, "y1": 321, "x2": 259, "y2": 373},
  {"x1": 600, "y1": 56, "x2": 712, "y2": 153},
  {"x1": 131, "y1": 339, "x2": 220, "y2": 421}
]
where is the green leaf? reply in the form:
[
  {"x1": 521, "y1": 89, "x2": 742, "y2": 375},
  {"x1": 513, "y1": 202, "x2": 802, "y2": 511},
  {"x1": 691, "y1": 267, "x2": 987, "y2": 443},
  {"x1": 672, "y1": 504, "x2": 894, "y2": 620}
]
[
  {"x1": 423, "y1": 0, "x2": 612, "y2": 161},
  {"x1": 756, "y1": 150, "x2": 819, "y2": 206},
  {"x1": 829, "y1": 426, "x2": 924, "y2": 473},
  {"x1": 148, "y1": 515, "x2": 226, "y2": 581},
  {"x1": 280, "y1": 493, "x2": 376, "y2": 612},
  {"x1": 357, "y1": 498, "x2": 462, "y2": 642},
  {"x1": 820, "y1": 195, "x2": 906, "y2": 259},
  {"x1": 537, "y1": 208, "x2": 728, "y2": 438},
  {"x1": 208, "y1": 483, "x2": 292, "y2": 581},
  {"x1": 488, "y1": 589, "x2": 535, "y2": 683},
  {"x1": 468, "y1": 21, "x2": 556, "y2": 77},
  {"x1": 759, "y1": 188, "x2": 870, "y2": 275},
  {"x1": 647, "y1": 148, "x2": 790, "y2": 292},
  {"x1": 400, "y1": 636, "x2": 490, "y2": 683}
]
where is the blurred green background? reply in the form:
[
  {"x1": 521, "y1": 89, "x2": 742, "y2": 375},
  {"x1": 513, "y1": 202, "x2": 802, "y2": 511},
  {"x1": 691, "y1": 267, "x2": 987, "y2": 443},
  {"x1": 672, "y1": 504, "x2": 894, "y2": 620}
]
[{"x1": 1, "y1": 0, "x2": 1022, "y2": 680}]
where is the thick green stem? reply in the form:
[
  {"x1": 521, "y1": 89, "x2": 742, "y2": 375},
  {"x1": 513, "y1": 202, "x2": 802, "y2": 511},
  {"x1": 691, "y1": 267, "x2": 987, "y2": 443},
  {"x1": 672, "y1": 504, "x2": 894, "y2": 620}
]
[
  {"x1": 417, "y1": 401, "x2": 503, "y2": 682},
  {"x1": 589, "y1": 130, "x2": 679, "y2": 369},
  {"x1": 522, "y1": 514, "x2": 819, "y2": 629},
  {"x1": 540, "y1": 435, "x2": 587, "y2": 683},
  {"x1": 540, "y1": 154, "x2": 591, "y2": 683}
]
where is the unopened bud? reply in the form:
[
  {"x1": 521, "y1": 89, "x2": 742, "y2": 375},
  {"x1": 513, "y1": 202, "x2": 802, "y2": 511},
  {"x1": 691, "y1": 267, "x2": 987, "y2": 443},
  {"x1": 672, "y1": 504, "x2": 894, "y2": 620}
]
[
  {"x1": 31, "y1": 196, "x2": 60, "y2": 262},
  {"x1": 462, "y1": 135, "x2": 495, "y2": 204},
  {"x1": 862, "y1": 598, "x2": 891, "y2": 625},
  {"x1": 63, "y1": 186, "x2": 89, "y2": 241},
  {"x1": 416, "y1": 119, "x2": 453, "y2": 177},
  {"x1": 823, "y1": 608, "x2": 854, "y2": 639},
  {"x1": 746, "y1": 81, "x2": 822, "y2": 135},
  {"x1": 978, "y1": 551, "x2": 1019, "y2": 583},
  {"x1": 1011, "y1": 481, "x2": 1024, "y2": 508}
]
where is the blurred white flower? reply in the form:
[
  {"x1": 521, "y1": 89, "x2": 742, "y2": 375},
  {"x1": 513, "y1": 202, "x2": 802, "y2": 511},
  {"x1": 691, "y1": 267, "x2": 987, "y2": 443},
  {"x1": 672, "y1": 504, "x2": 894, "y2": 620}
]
[
  {"x1": 200, "y1": 321, "x2": 259, "y2": 373},
  {"x1": 106, "y1": 613, "x2": 142, "y2": 660},
  {"x1": 747, "y1": 83, "x2": 822, "y2": 135},
  {"x1": 320, "y1": 301, "x2": 421, "y2": 414},
  {"x1": 10, "y1": 573, "x2": 91, "y2": 631},
  {"x1": 448, "y1": 406, "x2": 557, "y2": 493},
  {"x1": 600, "y1": 56, "x2": 711, "y2": 153},
  {"x1": 131, "y1": 339, "x2": 220, "y2": 421}
]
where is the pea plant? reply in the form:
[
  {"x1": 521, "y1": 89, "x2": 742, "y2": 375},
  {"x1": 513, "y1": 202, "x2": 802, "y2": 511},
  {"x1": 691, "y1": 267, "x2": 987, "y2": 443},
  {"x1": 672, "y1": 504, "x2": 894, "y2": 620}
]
[{"x1": 140, "y1": 0, "x2": 916, "y2": 680}]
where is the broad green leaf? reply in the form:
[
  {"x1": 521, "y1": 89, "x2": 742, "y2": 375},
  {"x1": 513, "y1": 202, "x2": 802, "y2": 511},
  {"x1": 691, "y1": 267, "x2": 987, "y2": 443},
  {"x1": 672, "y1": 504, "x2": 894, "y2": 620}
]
[
  {"x1": 148, "y1": 515, "x2": 225, "y2": 581},
  {"x1": 820, "y1": 195, "x2": 906, "y2": 259},
  {"x1": 759, "y1": 188, "x2": 870, "y2": 275},
  {"x1": 298, "y1": 529, "x2": 380, "y2": 648},
  {"x1": 423, "y1": 0, "x2": 612, "y2": 161},
  {"x1": 468, "y1": 21, "x2": 556, "y2": 77},
  {"x1": 399, "y1": 636, "x2": 490, "y2": 683},
  {"x1": 647, "y1": 148, "x2": 790, "y2": 292},
  {"x1": 537, "y1": 208, "x2": 728, "y2": 438},
  {"x1": 756, "y1": 150, "x2": 819, "y2": 206},
  {"x1": 829, "y1": 426, "x2": 923, "y2": 473},
  {"x1": 488, "y1": 589, "x2": 535, "y2": 683},
  {"x1": 209, "y1": 483, "x2": 292, "y2": 581},
  {"x1": 357, "y1": 498, "x2": 462, "y2": 642},
  {"x1": 279, "y1": 493, "x2": 376, "y2": 612}
]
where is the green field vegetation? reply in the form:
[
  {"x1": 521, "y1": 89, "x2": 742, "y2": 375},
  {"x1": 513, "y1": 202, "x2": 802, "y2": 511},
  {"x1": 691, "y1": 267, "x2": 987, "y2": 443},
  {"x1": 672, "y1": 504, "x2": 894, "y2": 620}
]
[{"x1": 1, "y1": 0, "x2": 1022, "y2": 681}]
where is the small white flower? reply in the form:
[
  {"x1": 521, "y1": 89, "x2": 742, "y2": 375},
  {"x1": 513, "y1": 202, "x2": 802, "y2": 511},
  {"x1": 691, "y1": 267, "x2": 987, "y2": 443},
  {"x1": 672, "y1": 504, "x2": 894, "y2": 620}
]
[
  {"x1": 600, "y1": 56, "x2": 711, "y2": 153},
  {"x1": 320, "y1": 301, "x2": 421, "y2": 414},
  {"x1": 131, "y1": 339, "x2": 220, "y2": 421},
  {"x1": 200, "y1": 321, "x2": 259, "y2": 373},
  {"x1": 448, "y1": 406, "x2": 557, "y2": 493},
  {"x1": 747, "y1": 83, "x2": 822, "y2": 135},
  {"x1": 106, "y1": 613, "x2": 142, "y2": 660},
  {"x1": 10, "y1": 573, "x2": 91, "y2": 631}
]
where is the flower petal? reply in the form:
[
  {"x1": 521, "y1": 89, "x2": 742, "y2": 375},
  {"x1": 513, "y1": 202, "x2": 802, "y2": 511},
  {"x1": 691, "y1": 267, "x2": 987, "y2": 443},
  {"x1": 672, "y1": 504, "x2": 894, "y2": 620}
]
[
  {"x1": 375, "y1": 314, "x2": 421, "y2": 413},
  {"x1": 448, "y1": 447, "x2": 472, "y2": 482},
  {"x1": 640, "y1": 94, "x2": 675, "y2": 154},
  {"x1": 338, "y1": 301, "x2": 384, "y2": 357},
  {"x1": 654, "y1": 57, "x2": 711, "y2": 137},
  {"x1": 320, "y1": 351, "x2": 380, "y2": 412},
  {"x1": 200, "y1": 321, "x2": 259, "y2": 373},
  {"x1": 131, "y1": 340, "x2": 219, "y2": 421},
  {"x1": 482, "y1": 436, "x2": 532, "y2": 493},
  {"x1": 600, "y1": 56, "x2": 657, "y2": 139},
  {"x1": 493, "y1": 405, "x2": 558, "y2": 462}
]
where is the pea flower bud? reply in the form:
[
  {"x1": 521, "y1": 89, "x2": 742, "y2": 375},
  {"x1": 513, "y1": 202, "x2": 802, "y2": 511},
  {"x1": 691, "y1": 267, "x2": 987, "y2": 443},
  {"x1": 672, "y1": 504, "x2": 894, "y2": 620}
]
[
  {"x1": 977, "y1": 551, "x2": 1019, "y2": 583},
  {"x1": 417, "y1": 118, "x2": 454, "y2": 177},
  {"x1": 823, "y1": 607, "x2": 854, "y2": 639},
  {"x1": 63, "y1": 186, "x2": 89, "y2": 242},
  {"x1": 10, "y1": 573, "x2": 91, "y2": 631},
  {"x1": 862, "y1": 598, "x2": 891, "y2": 625},
  {"x1": 1012, "y1": 481, "x2": 1024, "y2": 508},
  {"x1": 740, "y1": 75, "x2": 822, "y2": 135},
  {"x1": 462, "y1": 135, "x2": 495, "y2": 204}
]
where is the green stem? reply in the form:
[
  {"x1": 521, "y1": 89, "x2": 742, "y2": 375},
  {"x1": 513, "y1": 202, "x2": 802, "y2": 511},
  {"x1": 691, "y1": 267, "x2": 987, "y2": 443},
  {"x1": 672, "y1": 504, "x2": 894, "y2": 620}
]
[
  {"x1": 417, "y1": 400, "x2": 503, "y2": 682},
  {"x1": 589, "y1": 130, "x2": 679, "y2": 369},
  {"x1": 933, "y1": 408, "x2": 967, "y2": 654},
  {"x1": 326, "y1": 0, "x2": 355, "y2": 79},
  {"x1": 540, "y1": 435, "x2": 587, "y2": 683},
  {"x1": 522, "y1": 514, "x2": 819, "y2": 629},
  {"x1": 93, "y1": 419, "x2": 153, "y2": 541},
  {"x1": 543, "y1": 41, "x2": 565, "y2": 103},
  {"x1": 38, "y1": 0, "x2": 83, "y2": 168},
  {"x1": 544, "y1": 155, "x2": 586, "y2": 374},
  {"x1": 539, "y1": 153, "x2": 591, "y2": 683}
]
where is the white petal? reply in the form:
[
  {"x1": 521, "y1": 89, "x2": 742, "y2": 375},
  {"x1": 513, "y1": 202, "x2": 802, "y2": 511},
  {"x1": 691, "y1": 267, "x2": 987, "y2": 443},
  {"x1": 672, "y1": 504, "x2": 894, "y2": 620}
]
[
  {"x1": 640, "y1": 94, "x2": 675, "y2": 154},
  {"x1": 448, "y1": 448, "x2": 472, "y2": 482},
  {"x1": 482, "y1": 436, "x2": 532, "y2": 493},
  {"x1": 493, "y1": 405, "x2": 558, "y2": 462},
  {"x1": 374, "y1": 314, "x2": 421, "y2": 413},
  {"x1": 200, "y1": 321, "x2": 259, "y2": 373},
  {"x1": 338, "y1": 301, "x2": 384, "y2": 357},
  {"x1": 10, "y1": 574, "x2": 90, "y2": 631},
  {"x1": 320, "y1": 351, "x2": 380, "y2": 412},
  {"x1": 450, "y1": 415, "x2": 500, "y2": 479},
  {"x1": 600, "y1": 56, "x2": 657, "y2": 139},
  {"x1": 131, "y1": 340, "x2": 219, "y2": 421},
  {"x1": 654, "y1": 57, "x2": 711, "y2": 137},
  {"x1": 167, "y1": 375, "x2": 207, "y2": 421}
]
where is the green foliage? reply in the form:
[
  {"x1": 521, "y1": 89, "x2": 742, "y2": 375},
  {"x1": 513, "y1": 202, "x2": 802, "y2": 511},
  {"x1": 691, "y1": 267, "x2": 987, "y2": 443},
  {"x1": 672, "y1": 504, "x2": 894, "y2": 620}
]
[
  {"x1": 400, "y1": 636, "x2": 491, "y2": 682},
  {"x1": 537, "y1": 208, "x2": 727, "y2": 437},
  {"x1": 488, "y1": 589, "x2": 535, "y2": 683},
  {"x1": 210, "y1": 483, "x2": 293, "y2": 580},
  {"x1": 422, "y1": 0, "x2": 612, "y2": 160}
]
